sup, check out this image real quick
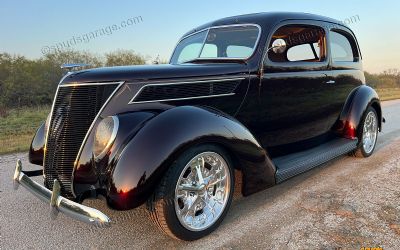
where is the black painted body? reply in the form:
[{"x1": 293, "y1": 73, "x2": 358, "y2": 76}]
[
  {"x1": 29, "y1": 122, "x2": 45, "y2": 165},
  {"x1": 29, "y1": 12, "x2": 382, "y2": 210}
]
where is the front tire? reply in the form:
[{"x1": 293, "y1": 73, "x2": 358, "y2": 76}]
[
  {"x1": 147, "y1": 144, "x2": 234, "y2": 240},
  {"x1": 353, "y1": 106, "x2": 379, "y2": 158}
]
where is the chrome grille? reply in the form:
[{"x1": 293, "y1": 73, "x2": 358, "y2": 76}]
[{"x1": 44, "y1": 83, "x2": 119, "y2": 198}]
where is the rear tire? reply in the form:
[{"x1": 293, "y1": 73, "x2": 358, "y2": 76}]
[
  {"x1": 352, "y1": 106, "x2": 378, "y2": 158},
  {"x1": 147, "y1": 144, "x2": 234, "y2": 240}
]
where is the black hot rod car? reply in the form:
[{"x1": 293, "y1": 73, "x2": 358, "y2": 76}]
[{"x1": 13, "y1": 12, "x2": 382, "y2": 240}]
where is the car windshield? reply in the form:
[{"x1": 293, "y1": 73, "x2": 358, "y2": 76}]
[{"x1": 170, "y1": 25, "x2": 260, "y2": 64}]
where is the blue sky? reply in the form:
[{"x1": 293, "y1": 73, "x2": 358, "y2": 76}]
[{"x1": 1, "y1": 0, "x2": 399, "y2": 73}]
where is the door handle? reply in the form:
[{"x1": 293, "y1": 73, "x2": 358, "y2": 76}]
[{"x1": 326, "y1": 80, "x2": 335, "y2": 84}]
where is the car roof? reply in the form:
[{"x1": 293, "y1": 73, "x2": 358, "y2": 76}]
[{"x1": 181, "y1": 12, "x2": 346, "y2": 38}]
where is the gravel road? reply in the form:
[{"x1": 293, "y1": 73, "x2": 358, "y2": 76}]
[{"x1": 1, "y1": 100, "x2": 400, "y2": 249}]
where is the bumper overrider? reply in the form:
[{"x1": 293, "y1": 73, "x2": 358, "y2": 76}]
[{"x1": 12, "y1": 159, "x2": 111, "y2": 227}]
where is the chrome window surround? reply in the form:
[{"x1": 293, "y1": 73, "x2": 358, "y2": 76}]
[
  {"x1": 43, "y1": 80, "x2": 124, "y2": 198},
  {"x1": 170, "y1": 23, "x2": 262, "y2": 64},
  {"x1": 260, "y1": 21, "x2": 330, "y2": 74},
  {"x1": 128, "y1": 77, "x2": 245, "y2": 104}
]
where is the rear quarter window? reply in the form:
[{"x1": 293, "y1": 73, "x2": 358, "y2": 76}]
[{"x1": 330, "y1": 30, "x2": 359, "y2": 62}]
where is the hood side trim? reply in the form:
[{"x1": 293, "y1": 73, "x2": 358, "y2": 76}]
[{"x1": 129, "y1": 77, "x2": 245, "y2": 104}]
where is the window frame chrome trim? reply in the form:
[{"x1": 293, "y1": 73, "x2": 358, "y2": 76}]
[
  {"x1": 260, "y1": 20, "x2": 330, "y2": 75},
  {"x1": 128, "y1": 77, "x2": 245, "y2": 104}
]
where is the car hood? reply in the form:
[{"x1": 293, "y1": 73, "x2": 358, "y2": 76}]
[{"x1": 61, "y1": 63, "x2": 249, "y2": 84}]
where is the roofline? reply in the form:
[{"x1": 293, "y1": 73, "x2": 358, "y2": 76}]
[{"x1": 181, "y1": 12, "x2": 349, "y2": 38}]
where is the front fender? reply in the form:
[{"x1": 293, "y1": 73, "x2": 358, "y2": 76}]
[
  {"x1": 106, "y1": 106, "x2": 275, "y2": 210},
  {"x1": 72, "y1": 111, "x2": 155, "y2": 197},
  {"x1": 29, "y1": 122, "x2": 45, "y2": 165},
  {"x1": 335, "y1": 85, "x2": 382, "y2": 138}
]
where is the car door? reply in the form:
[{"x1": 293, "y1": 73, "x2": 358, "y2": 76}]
[
  {"x1": 325, "y1": 27, "x2": 365, "y2": 131},
  {"x1": 256, "y1": 21, "x2": 332, "y2": 156}
]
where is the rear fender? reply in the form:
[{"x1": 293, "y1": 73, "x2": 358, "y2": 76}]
[{"x1": 334, "y1": 85, "x2": 382, "y2": 139}]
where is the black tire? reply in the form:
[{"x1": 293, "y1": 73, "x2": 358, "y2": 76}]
[
  {"x1": 146, "y1": 144, "x2": 234, "y2": 241},
  {"x1": 352, "y1": 106, "x2": 378, "y2": 158}
]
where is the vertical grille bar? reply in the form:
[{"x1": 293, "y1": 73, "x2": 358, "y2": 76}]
[{"x1": 44, "y1": 83, "x2": 118, "y2": 198}]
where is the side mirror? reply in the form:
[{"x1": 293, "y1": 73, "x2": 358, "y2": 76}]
[{"x1": 269, "y1": 39, "x2": 287, "y2": 54}]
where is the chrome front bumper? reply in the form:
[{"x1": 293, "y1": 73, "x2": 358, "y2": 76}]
[{"x1": 13, "y1": 159, "x2": 111, "y2": 227}]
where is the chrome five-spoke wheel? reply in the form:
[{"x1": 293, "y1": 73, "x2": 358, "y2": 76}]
[
  {"x1": 175, "y1": 152, "x2": 231, "y2": 231},
  {"x1": 353, "y1": 107, "x2": 379, "y2": 158},
  {"x1": 147, "y1": 144, "x2": 234, "y2": 240},
  {"x1": 362, "y1": 110, "x2": 378, "y2": 154}
]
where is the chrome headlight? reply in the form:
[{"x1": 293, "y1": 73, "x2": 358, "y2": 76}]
[{"x1": 93, "y1": 116, "x2": 119, "y2": 160}]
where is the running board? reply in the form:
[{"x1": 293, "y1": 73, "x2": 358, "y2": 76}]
[{"x1": 273, "y1": 138, "x2": 358, "y2": 183}]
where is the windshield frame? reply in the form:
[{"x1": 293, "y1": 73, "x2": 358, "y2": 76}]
[{"x1": 169, "y1": 23, "x2": 262, "y2": 64}]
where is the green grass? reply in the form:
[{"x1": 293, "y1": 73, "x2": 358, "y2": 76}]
[
  {"x1": 0, "y1": 106, "x2": 50, "y2": 155},
  {"x1": 376, "y1": 88, "x2": 400, "y2": 101}
]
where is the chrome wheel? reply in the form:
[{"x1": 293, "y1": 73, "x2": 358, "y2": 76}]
[
  {"x1": 174, "y1": 152, "x2": 231, "y2": 231},
  {"x1": 362, "y1": 111, "x2": 378, "y2": 154}
]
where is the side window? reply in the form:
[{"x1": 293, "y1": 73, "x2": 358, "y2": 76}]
[
  {"x1": 267, "y1": 24, "x2": 326, "y2": 63},
  {"x1": 312, "y1": 43, "x2": 321, "y2": 58},
  {"x1": 287, "y1": 44, "x2": 316, "y2": 61},
  {"x1": 330, "y1": 31, "x2": 356, "y2": 62}
]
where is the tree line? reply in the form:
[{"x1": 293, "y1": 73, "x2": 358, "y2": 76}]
[
  {"x1": 0, "y1": 50, "x2": 399, "y2": 111},
  {"x1": 0, "y1": 50, "x2": 147, "y2": 110},
  {"x1": 365, "y1": 69, "x2": 400, "y2": 89}
]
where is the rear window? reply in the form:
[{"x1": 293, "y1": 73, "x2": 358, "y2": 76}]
[{"x1": 330, "y1": 31, "x2": 357, "y2": 62}]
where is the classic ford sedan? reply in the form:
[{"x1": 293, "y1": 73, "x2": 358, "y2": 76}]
[{"x1": 13, "y1": 12, "x2": 383, "y2": 240}]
